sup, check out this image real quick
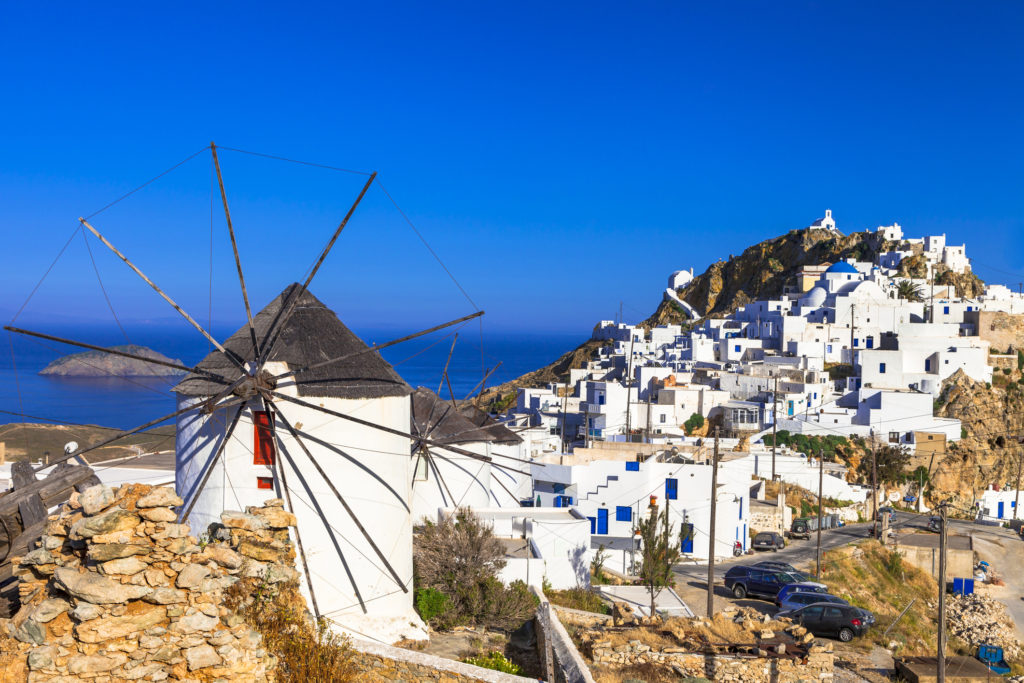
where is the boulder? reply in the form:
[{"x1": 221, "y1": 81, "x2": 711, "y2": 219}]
[
  {"x1": 69, "y1": 507, "x2": 140, "y2": 540},
  {"x1": 79, "y1": 484, "x2": 116, "y2": 515},
  {"x1": 75, "y1": 605, "x2": 167, "y2": 644},
  {"x1": 220, "y1": 511, "x2": 267, "y2": 532},
  {"x1": 136, "y1": 487, "x2": 184, "y2": 508},
  {"x1": 176, "y1": 563, "x2": 211, "y2": 589},
  {"x1": 185, "y1": 644, "x2": 222, "y2": 670},
  {"x1": 54, "y1": 567, "x2": 152, "y2": 604}
]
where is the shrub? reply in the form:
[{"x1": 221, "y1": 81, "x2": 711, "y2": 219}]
[
  {"x1": 415, "y1": 588, "x2": 450, "y2": 625},
  {"x1": 225, "y1": 579, "x2": 358, "y2": 682},
  {"x1": 1002, "y1": 367, "x2": 1012, "y2": 375},
  {"x1": 961, "y1": 427, "x2": 968, "y2": 439},
  {"x1": 463, "y1": 651, "x2": 522, "y2": 674},
  {"x1": 683, "y1": 413, "x2": 704, "y2": 435},
  {"x1": 590, "y1": 544, "x2": 608, "y2": 583},
  {"x1": 546, "y1": 586, "x2": 611, "y2": 615},
  {"x1": 414, "y1": 509, "x2": 538, "y2": 631}
]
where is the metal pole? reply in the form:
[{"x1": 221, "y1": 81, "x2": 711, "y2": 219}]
[
  {"x1": 706, "y1": 427, "x2": 720, "y2": 617},
  {"x1": 816, "y1": 448, "x2": 824, "y2": 578},
  {"x1": 937, "y1": 503, "x2": 948, "y2": 683},
  {"x1": 872, "y1": 444, "x2": 878, "y2": 539},
  {"x1": 772, "y1": 377, "x2": 778, "y2": 482}
]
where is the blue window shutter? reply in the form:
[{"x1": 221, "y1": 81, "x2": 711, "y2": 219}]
[
  {"x1": 616, "y1": 506, "x2": 632, "y2": 522},
  {"x1": 626, "y1": 461, "x2": 640, "y2": 472},
  {"x1": 853, "y1": 338, "x2": 859, "y2": 347},
  {"x1": 944, "y1": 306, "x2": 950, "y2": 314},
  {"x1": 880, "y1": 363, "x2": 886, "y2": 374},
  {"x1": 734, "y1": 344, "x2": 741, "y2": 352}
]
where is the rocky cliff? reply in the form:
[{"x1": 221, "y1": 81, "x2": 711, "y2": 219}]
[
  {"x1": 40, "y1": 346, "x2": 185, "y2": 377},
  {"x1": 930, "y1": 368, "x2": 1024, "y2": 509},
  {"x1": 645, "y1": 228, "x2": 894, "y2": 326}
]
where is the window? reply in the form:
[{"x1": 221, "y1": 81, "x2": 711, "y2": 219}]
[
  {"x1": 665, "y1": 478, "x2": 678, "y2": 500},
  {"x1": 943, "y1": 306, "x2": 950, "y2": 315},
  {"x1": 889, "y1": 431, "x2": 900, "y2": 444},
  {"x1": 879, "y1": 362, "x2": 886, "y2": 374},
  {"x1": 625, "y1": 461, "x2": 640, "y2": 472},
  {"x1": 414, "y1": 455, "x2": 429, "y2": 481},
  {"x1": 659, "y1": 414, "x2": 666, "y2": 423},
  {"x1": 552, "y1": 483, "x2": 566, "y2": 494},
  {"x1": 616, "y1": 506, "x2": 632, "y2": 522},
  {"x1": 853, "y1": 338, "x2": 859, "y2": 347},
  {"x1": 598, "y1": 394, "x2": 606, "y2": 405},
  {"x1": 925, "y1": 359, "x2": 931, "y2": 372},
  {"x1": 734, "y1": 344, "x2": 741, "y2": 352},
  {"x1": 256, "y1": 476, "x2": 274, "y2": 490},
  {"x1": 827, "y1": 344, "x2": 832, "y2": 353},
  {"x1": 253, "y1": 411, "x2": 275, "y2": 466}
]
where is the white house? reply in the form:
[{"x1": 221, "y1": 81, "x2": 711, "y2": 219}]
[
  {"x1": 808, "y1": 209, "x2": 839, "y2": 233},
  {"x1": 175, "y1": 285, "x2": 426, "y2": 644}
]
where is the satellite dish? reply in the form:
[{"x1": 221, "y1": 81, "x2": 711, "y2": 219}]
[{"x1": 64, "y1": 441, "x2": 79, "y2": 455}]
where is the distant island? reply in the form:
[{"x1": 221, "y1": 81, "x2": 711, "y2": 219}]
[{"x1": 39, "y1": 345, "x2": 186, "y2": 377}]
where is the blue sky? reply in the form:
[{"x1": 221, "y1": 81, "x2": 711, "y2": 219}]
[{"x1": 2, "y1": 2, "x2": 1022, "y2": 336}]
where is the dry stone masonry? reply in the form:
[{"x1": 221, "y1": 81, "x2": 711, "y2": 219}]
[{"x1": 0, "y1": 483, "x2": 300, "y2": 682}]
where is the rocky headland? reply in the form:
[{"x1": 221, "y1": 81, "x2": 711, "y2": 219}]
[{"x1": 40, "y1": 346, "x2": 185, "y2": 378}]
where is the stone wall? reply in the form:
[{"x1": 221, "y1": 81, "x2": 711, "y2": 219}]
[
  {"x1": 0, "y1": 483, "x2": 298, "y2": 682},
  {"x1": 588, "y1": 640, "x2": 834, "y2": 682},
  {"x1": 966, "y1": 311, "x2": 1024, "y2": 354},
  {"x1": 347, "y1": 637, "x2": 537, "y2": 682}
]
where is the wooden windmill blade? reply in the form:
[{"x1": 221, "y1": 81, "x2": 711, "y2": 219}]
[
  {"x1": 211, "y1": 142, "x2": 262, "y2": 359},
  {"x1": 255, "y1": 173, "x2": 376, "y2": 368}
]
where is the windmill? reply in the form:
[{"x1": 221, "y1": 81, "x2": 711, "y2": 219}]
[{"x1": 3, "y1": 143, "x2": 540, "y2": 644}]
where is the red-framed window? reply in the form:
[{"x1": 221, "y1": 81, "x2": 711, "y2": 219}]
[
  {"x1": 253, "y1": 411, "x2": 276, "y2": 466},
  {"x1": 256, "y1": 476, "x2": 274, "y2": 490}
]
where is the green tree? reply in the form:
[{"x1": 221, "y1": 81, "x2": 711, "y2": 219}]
[
  {"x1": 856, "y1": 444, "x2": 912, "y2": 485},
  {"x1": 683, "y1": 413, "x2": 705, "y2": 435},
  {"x1": 895, "y1": 279, "x2": 924, "y2": 302},
  {"x1": 635, "y1": 506, "x2": 682, "y2": 617}
]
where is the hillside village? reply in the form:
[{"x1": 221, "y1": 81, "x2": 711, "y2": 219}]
[{"x1": 3, "y1": 211, "x2": 1024, "y2": 682}]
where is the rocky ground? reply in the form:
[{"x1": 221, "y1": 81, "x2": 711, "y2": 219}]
[{"x1": 946, "y1": 592, "x2": 1022, "y2": 660}]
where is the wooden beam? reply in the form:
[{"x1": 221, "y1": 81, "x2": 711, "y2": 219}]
[
  {"x1": 257, "y1": 173, "x2": 376, "y2": 367},
  {"x1": 79, "y1": 218, "x2": 246, "y2": 371},
  {"x1": 269, "y1": 402, "x2": 408, "y2": 593},
  {"x1": 211, "y1": 142, "x2": 261, "y2": 360}
]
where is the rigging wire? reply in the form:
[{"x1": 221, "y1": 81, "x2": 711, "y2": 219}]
[
  {"x1": 84, "y1": 145, "x2": 211, "y2": 220},
  {"x1": 215, "y1": 145, "x2": 373, "y2": 177},
  {"x1": 80, "y1": 227, "x2": 131, "y2": 344},
  {"x1": 9, "y1": 226, "x2": 79, "y2": 325}
]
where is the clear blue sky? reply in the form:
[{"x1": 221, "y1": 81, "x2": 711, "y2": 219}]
[{"x1": 2, "y1": 2, "x2": 1022, "y2": 336}]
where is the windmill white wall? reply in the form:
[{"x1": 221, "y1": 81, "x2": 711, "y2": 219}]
[
  {"x1": 176, "y1": 372, "x2": 426, "y2": 644},
  {"x1": 410, "y1": 443, "x2": 492, "y2": 523}
]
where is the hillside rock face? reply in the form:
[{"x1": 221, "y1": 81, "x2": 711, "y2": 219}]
[
  {"x1": 645, "y1": 228, "x2": 893, "y2": 326},
  {"x1": 40, "y1": 345, "x2": 185, "y2": 377},
  {"x1": 0, "y1": 483, "x2": 300, "y2": 682},
  {"x1": 931, "y1": 369, "x2": 1024, "y2": 508}
]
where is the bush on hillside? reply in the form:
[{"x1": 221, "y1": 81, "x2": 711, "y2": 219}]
[
  {"x1": 414, "y1": 508, "x2": 539, "y2": 631},
  {"x1": 683, "y1": 413, "x2": 704, "y2": 435}
]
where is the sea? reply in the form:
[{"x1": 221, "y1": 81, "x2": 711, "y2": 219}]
[{"x1": 0, "y1": 324, "x2": 583, "y2": 431}]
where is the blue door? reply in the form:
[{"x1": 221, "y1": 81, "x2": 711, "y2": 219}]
[
  {"x1": 597, "y1": 508, "x2": 609, "y2": 535},
  {"x1": 998, "y1": 501, "x2": 1005, "y2": 519},
  {"x1": 588, "y1": 516, "x2": 596, "y2": 534},
  {"x1": 665, "y1": 478, "x2": 678, "y2": 500},
  {"x1": 682, "y1": 535, "x2": 693, "y2": 553}
]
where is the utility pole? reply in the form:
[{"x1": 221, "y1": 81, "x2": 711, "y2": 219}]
[
  {"x1": 706, "y1": 427, "x2": 720, "y2": 618},
  {"x1": 871, "y1": 442, "x2": 879, "y2": 540},
  {"x1": 929, "y1": 262, "x2": 935, "y2": 324},
  {"x1": 937, "y1": 502, "x2": 948, "y2": 683},
  {"x1": 1015, "y1": 446, "x2": 1022, "y2": 523},
  {"x1": 816, "y1": 448, "x2": 824, "y2": 578},
  {"x1": 772, "y1": 377, "x2": 778, "y2": 482},
  {"x1": 624, "y1": 335, "x2": 636, "y2": 441}
]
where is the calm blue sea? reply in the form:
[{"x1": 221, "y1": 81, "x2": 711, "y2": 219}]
[{"x1": 0, "y1": 324, "x2": 582, "y2": 430}]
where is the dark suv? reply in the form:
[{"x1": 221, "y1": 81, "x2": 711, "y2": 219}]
[
  {"x1": 724, "y1": 566, "x2": 794, "y2": 600},
  {"x1": 784, "y1": 603, "x2": 869, "y2": 642},
  {"x1": 751, "y1": 532, "x2": 785, "y2": 551}
]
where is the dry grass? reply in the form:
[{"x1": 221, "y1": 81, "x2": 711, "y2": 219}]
[
  {"x1": 225, "y1": 578, "x2": 360, "y2": 682},
  {"x1": 545, "y1": 587, "x2": 611, "y2": 615},
  {"x1": 819, "y1": 540, "x2": 971, "y2": 657}
]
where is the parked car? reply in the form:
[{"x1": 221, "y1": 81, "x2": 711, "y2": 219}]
[
  {"x1": 778, "y1": 592, "x2": 847, "y2": 613},
  {"x1": 751, "y1": 532, "x2": 786, "y2": 552},
  {"x1": 776, "y1": 603, "x2": 869, "y2": 642},
  {"x1": 853, "y1": 607, "x2": 876, "y2": 626},
  {"x1": 752, "y1": 561, "x2": 799, "y2": 573},
  {"x1": 876, "y1": 506, "x2": 896, "y2": 523},
  {"x1": 927, "y1": 516, "x2": 942, "y2": 532},
  {"x1": 724, "y1": 567, "x2": 824, "y2": 600},
  {"x1": 775, "y1": 582, "x2": 828, "y2": 607}
]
